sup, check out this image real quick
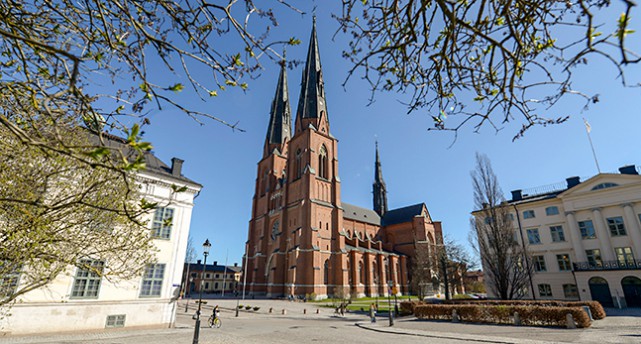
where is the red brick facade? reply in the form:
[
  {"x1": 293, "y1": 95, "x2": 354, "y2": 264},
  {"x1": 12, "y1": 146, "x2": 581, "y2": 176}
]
[{"x1": 244, "y1": 22, "x2": 443, "y2": 299}]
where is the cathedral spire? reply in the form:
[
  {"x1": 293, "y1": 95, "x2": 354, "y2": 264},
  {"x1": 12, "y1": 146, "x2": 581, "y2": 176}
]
[
  {"x1": 295, "y1": 18, "x2": 328, "y2": 132},
  {"x1": 373, "y1": 141, "x2": 388, "y2": 217},
  {"x1": 264, "y1": 57, "x2": 292, "y2": 157}
]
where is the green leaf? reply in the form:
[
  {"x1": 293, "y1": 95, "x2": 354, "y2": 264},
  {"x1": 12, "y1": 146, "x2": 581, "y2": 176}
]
[
  {"x1": 288, "y1": 37, "x2": 301, "y2": 46},
  {"x1": 232, "y1": 53, "x2": 244, "y2": 67},
  {"x1": 168, "y1": 83, "x2": 184, "y2": 93}
]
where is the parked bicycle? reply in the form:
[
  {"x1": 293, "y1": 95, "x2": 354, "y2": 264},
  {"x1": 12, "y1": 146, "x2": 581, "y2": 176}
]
[{"x1": 208, "y1": 305, "x2": 221, "y2": 328}]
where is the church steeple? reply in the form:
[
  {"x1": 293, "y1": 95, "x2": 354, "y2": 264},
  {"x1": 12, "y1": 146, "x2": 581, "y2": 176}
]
[
  {"x1": 295, "y1": 17, "x2": 329, "y2": 133},
  {"x1": 373, "y1": 141, "x2": 388, "y2": 217},
  {"x1": 264, "y1": 58, "x2": 292, "y2": 157}
]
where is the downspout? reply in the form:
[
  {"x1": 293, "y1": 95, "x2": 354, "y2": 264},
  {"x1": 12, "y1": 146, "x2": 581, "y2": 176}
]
[{"x1": 512, "y1": 204, "x2": 536, "y2": 300}]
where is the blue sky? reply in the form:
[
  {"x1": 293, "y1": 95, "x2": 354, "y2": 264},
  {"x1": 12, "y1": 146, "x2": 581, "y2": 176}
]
[{"x1": 139, "y1": 3, "x2": 641, "y2": 266}]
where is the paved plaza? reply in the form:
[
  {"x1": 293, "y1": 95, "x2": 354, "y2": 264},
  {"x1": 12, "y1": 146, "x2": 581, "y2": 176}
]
[{"x1": 1, "y1": 298, "x2": 640, "y2": 344}]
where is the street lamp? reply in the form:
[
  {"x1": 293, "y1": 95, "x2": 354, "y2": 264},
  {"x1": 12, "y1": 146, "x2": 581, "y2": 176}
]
[
  {"x1": 387, "y1": 280, "x2": 394, "y2": 326},
  {"x1": 185, "y1": 276, "x2": 194, "y2": 313},
  {"x1": 192, "y1": 239, "x2": 211, "y2": 344}
]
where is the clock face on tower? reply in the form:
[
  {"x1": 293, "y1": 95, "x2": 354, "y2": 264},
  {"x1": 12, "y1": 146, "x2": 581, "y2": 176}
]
[{"x1": 271, "y1": 220, "x2": 280, "y2": 241}]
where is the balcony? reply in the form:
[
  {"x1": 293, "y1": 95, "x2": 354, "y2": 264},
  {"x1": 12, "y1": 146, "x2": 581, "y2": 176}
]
[{"x1": 573, "y1": 260, "x2": 641, "y2": 271}]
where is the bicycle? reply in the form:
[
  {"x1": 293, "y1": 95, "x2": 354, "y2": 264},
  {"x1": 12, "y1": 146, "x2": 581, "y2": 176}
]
[{"x1": 208, "y1": 309, "x2": 222, "y2": 328}]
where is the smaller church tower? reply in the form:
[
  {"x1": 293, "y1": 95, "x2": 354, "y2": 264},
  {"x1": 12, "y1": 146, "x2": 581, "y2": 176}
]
[{"x1": 373, "y1": 142, "x2": 388, "y2": 217}]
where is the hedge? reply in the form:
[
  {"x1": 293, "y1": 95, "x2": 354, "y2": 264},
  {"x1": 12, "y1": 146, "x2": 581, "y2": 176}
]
[
  {"x1": 443, "y1": 300, "x2": 605, "y2": 320},
  {"x1": 399, "y1": 301, "x2": 423, "y2": 316},
  {"x1": 414, "y1": 304, "x2": 591, "y2": 328}
]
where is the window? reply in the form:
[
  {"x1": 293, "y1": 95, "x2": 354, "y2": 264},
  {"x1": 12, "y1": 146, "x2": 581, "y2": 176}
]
[
  {"x1": 533, "y1": 255, "x2": 547, "y2": 272},
  {"x1": 545, "y1": 206, "x2": 559, "y2": 216},
  {"x1": 538, "y1": 284, "x2": 552, "y2": 297},
  {"x1": 318, "y1": 145, "x2": 328, "y2": 179},
  {"x1": 507, "y1": 213, "x2": 515, "y2": 221},
  {"x1": 140, "y1": 264, "x2": 165, "y2": 297},
  {"x1": 616, "y1": 247, "x2": 634, "y2": 266},
  {"x1": 106, "y1": 314, "x2": 126, "y2": 328},
  {"x1": 71, "y1": 259, "x2": 104, "y2": 299},
  {"x1": 606, "y1": 216, "x2": 627, "y2": 236},
  {"x1": 556, "y1": 254, "x2": 572, "y2": 271},
  {"x1": 578, "y1": 220, "x2": 596, "y2": 239},
  {"x1": 523, "y1": 210, "x2": 535, "y2": 219},
  {"x1": 527, "y1": 228, "x2": 541, "y2": 244},
  {"x1": 550, "y1": 225, "x2": 565, "y2": 242},
  {"x1": 151, "y1": 207, "x2": 174, "y2": 239},
  {"x1": 0, "y1": 262, "x2": 21, "y2": 298},
  {"x1": 484, "y1": 216, "x2": 493, "y2": 225},
  {"x1": 324, "y1": 259, "x2": 330, "y2": 284},
  {"x1": 295, "y1": 149, "x2": 302, "y2": 179},
  {"x1": 563, "y1": 284, "x2": 579, "y2": 298},
  {"x1": 585, "y1": 249, "x2": 603, "y2": 267},
  {"x1": 591, "y1": 182, "x2": 618, "y2": 190},
  {"x1": 206, "y1": 273, "x2": 211, "y2": 279}
]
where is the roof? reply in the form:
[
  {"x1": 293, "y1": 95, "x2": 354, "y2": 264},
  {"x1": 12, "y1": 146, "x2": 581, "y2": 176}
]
[
  {"x1": 342, "y1": 203, "x2": 381, "y2": 225},
  {"x1": 93, "y1": 132, "x2": 201, "y2": 187},
  {"x1": 382, "y1": 203, "x2": 425, "y2": 226},
  {"x1": 185, "y1": 263, "x2": 242, "y2": 273}
]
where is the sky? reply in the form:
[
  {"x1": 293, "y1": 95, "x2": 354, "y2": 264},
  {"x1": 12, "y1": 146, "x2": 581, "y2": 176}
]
[{"x1": 137, "y1": 3, "x2": 641, "y2": 266}]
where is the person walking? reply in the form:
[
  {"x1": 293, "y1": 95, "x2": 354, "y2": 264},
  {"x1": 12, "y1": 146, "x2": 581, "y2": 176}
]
[{"x1": 369, "y1": 303, "x2": 377, "y2": 323}]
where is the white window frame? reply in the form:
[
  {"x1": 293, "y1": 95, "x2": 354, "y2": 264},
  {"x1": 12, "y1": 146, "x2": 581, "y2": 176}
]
[
  {"x1": 527, "y1": 228, "x2": 541, "y2": 245},
  {"x1": 523, "y1": 210, "x2": 535, "y2": 219},
  {"x1": 140, "y1": 263, "x2": 165, "y2": 297},
  {"x1": 545, "y1": 206, "x2": 559, "y2": 216},
  {"x1": 71, "y1": 259, "x2": 104, "y2": 299},
  {"x1": 606, "y1": 216, "x2": 627, "y2": 237},
  {"x1": 151, "y1": 207, "x2": 175, "y2": 239},
  {"x1": 538, "y1": 284, "x2": 552, "y2": 297},
  {"x1": 550, "y1": 225, "x2": 565, "y2": 242}
]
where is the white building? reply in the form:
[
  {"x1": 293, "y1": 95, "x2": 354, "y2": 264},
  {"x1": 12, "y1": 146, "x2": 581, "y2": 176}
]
[
  {"x1": 477, "y1": 165, "x2": 641, "y2": 308},
  {"x1": 1, "y1": 135, "x2": 202, "y2": 334}
]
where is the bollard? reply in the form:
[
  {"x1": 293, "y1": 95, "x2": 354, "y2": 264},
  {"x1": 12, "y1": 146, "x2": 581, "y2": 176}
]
[
  {"x1": 304, "y1": 309, "x2": 307, "y2": 314},
  {"x1": 566, "y1": 313, "x2": 576, "y2": 329},
  {"x1": 269, "y1": 307, "x2": 273, "y2": 313},
  {"x1": 452, "y1": 309, "x2": 460, "y2": 323},
  {"x1": 282, "y1": 309, "x2": 287, "y2": 315},
  {"x1": 316, "y1": 309, "x2": 320, "y2": 314},
  {"x1": 513, "y1": 312, "x2": 521, "y2": 326},
  {"x1": 582, "y1": 306, "x2": 593, "y2": 321}
]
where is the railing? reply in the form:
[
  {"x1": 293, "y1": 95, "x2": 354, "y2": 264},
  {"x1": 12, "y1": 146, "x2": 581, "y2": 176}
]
[{"x1": 573, "y1": 260, "x2": 641, "y2": 271}]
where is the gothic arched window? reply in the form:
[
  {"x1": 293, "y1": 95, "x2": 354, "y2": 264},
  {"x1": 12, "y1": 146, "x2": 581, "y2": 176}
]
[
  {"x1": 359, "y1": 260, "x2": 365, "y2": 285},
  {"x1": 295, "y1": 149, "x2": 302, "y2": 179},
  {"x1": 324, "y1": 259, "x2": 330, "y2": 285},
  {"x1": 318, "y1": 145, "x2": 328, "y2": 179}
]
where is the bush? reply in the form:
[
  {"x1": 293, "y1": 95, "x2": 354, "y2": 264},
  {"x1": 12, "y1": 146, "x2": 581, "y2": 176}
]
[
  {"x1": 245, "y1": 305, "x2": 252, "y2": 310},
  {"x1": 238, "y1": 305, "x2": 243, "y2": 309},
  {"x1": 253, "y1": 306, "x2": 260, "y2": 311},
  {"x1": 443, "y1": 300, "x2": 605, "y2": 320},
  {"x1": 399, "y1": 301, "x2": 424, "y2": 316},
  {"x1": 453, "y1": 294, "x2": 473, "y2": 299},
  {"x1": 414, "y1": 304, "x2": 591, "y2": 328}
]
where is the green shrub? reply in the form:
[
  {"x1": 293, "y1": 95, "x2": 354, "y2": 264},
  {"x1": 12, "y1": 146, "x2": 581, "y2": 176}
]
[
  {"x1": 253, "y1": 306, "x2": 260, "y2": 311},
  {"x1": 414, "y1": 304, "x2": 591, "y2": 328},
  {"x1": 452, "y1": 294, "x2": 473, "y2": 299},
  {"x1": 238, "y1": 305, "x2": 243, "y2": 309},
  {"x1": 245, "y1": 305, "x2": 252, "y2": 310}
]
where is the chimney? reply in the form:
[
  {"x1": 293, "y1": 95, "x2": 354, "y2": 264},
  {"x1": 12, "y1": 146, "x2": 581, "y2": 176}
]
[
  {"x1": 566, "y1": 176, "x2": 581, "y2": 189},
  {"x1": 197, "y1": 259, "x2": 201, "y2": 265},
  {"x1": 171, "y1": 157, "x2": 184, "y2": 177},
  {"x1": 213, "y1": 261, "x2": 218, "y2": 266},
  {"x1": 234, "y1": 263, "x2": 238, "y2": 267},
  {"x1": 619, "y1": 165, "x2": 638, "y2": 175},
  {"x1": 511, "y1": 190, "x2": 522, "y2": 202}
]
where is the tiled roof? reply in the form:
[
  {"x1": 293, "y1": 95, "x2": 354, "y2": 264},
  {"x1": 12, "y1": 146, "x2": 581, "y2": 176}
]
[
  {"x1": 185, "y1": 263, "x2": 242, "y2": 273},
  {"x1": 92, "y1": 132, "x2": 201, "y2": 187},
  {"x1": 342, "y1": 203, "x2": 381, "y2": 225},
  {"x1": 382, "y1": 203, "x2": 425, "y2": 226}
]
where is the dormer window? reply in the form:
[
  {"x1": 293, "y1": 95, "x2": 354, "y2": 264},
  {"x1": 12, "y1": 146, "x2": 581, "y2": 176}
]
[{"x1": 592, "y1": 182, "x2": 619, "y2": 190}]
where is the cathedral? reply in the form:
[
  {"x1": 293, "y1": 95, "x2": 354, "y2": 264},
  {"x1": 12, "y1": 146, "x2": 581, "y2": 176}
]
[{"x1": 244, "y1": 20, "x2": 443, "y2": 299}]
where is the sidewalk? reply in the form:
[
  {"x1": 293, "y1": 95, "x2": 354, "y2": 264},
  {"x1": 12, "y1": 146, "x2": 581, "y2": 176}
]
[{"x1": 357, "y1": 311, "x2": 641, "y2": 344}]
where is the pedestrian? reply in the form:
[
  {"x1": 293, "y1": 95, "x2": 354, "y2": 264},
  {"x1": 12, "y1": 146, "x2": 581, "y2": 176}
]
[{"x1": 369, "y1": 303, "x2": 376, "y2": 323}]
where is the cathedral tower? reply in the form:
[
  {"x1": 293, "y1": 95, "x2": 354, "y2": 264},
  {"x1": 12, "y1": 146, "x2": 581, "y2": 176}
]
[{"x1": 373, "y1": 142, "x2": 388, "y2": 217}]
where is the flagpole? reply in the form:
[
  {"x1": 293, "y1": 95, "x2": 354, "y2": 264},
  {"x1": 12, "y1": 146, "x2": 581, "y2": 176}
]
[{"x1": 583, "y1": 118, "x2": 601, "y2": 174}]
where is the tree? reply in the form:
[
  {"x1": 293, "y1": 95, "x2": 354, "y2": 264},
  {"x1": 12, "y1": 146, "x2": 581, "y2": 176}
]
[
  {"x1": 470, "y1": 153, "x2": 532, "y2": 300},
  {"x1": 0, "y1": 0, "x2": 299, "y2": 306},
  {"x1": 410, "y1": 242, "x2": 437, "y2": 299},
  {"x1": 0, "y1": 116, "x2": 157, "y2": 306},
  {"x1": 338, "y1": 1, "x2": 640, "y2": 139},
  {"x1": 440, "y1": 237, "x2": 474, "y2": 298}
]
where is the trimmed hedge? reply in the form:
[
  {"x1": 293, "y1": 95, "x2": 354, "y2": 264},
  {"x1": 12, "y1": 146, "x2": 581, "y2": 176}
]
[
  {"x1": 414, "y1": 304, "x2": 591, "y2": 328},
  {"x1": 399, "y1": 301, "x2": 423, "y2": 316},
  {"x1": 443, "y1": 300, "x2": 605, "y2": 320}
]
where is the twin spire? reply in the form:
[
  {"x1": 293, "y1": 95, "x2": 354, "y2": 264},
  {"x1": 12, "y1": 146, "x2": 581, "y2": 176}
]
[
  {"x1": 263, "y1": 19, "x2": 328, "y2": 157},
  {"x1": 373, "y1": 141, "x2": 388, "y2": 217}
]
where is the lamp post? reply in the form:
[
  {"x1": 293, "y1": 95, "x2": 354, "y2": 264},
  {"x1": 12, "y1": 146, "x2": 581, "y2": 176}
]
[
  {"x1": 192, "y1": 239, "x2": 211, "y2": 344},
  {"x1": 185, "y1": 276, "x2": 193, "y2": 313},
  {"x1": 387, "y1": 280, "x2": 394, "y2": 326}
]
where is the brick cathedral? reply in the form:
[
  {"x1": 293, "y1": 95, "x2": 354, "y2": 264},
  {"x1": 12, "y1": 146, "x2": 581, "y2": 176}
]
[{"x1": 244, "y1": 20, "x2": 443, "y2": 299}]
